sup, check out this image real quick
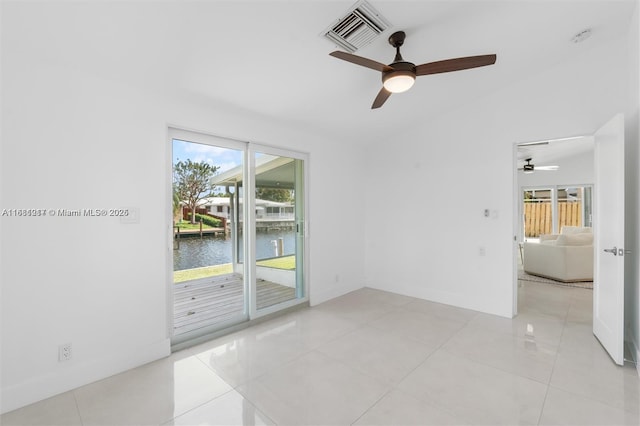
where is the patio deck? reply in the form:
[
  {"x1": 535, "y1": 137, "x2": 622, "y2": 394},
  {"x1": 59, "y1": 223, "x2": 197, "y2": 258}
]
[{"x1": 173, "y1": 273, "x2": 296, "y2": 336}]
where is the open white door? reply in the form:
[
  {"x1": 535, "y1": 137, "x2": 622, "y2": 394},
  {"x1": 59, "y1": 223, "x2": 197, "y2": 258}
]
[{"x1": 593, "y1": 113, "x2": 625, "y2": 366}]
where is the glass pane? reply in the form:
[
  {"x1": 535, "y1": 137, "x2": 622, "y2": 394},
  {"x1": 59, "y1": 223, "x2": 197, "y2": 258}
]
[
  {"x1": 254, "y1": 153, "x2": 304, "y2": 310},
  {"x1": 523, "y1": 189, "x2": 552, "y2": 239},
  {"x1": 172, "y1": 138, "x2": 245, "y2": 336},
  {"x1": 583, "y1": 187, "x2": 593, "y2": 228},
  {"x1": 558, "y1": 186, "x2": 592, "y2": 230}
]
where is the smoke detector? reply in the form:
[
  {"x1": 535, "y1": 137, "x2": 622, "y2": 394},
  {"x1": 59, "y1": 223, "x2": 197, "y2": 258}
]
[{"x1": 571, "y1": 29, "x2": 592, "y2": 44}]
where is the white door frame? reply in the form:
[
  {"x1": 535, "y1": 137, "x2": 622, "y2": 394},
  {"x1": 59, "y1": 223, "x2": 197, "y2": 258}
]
[
  {"x1": 512, "y1": 119, "x2": 625, "y2": 366},
  {"x1": 511, "y1": 134, "x2": 592, "y2": 316}
]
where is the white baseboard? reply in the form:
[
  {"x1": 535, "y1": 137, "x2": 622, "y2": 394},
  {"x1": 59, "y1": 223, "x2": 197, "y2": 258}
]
[
  {"x1": 309, "y1": 282, "x2": 364, "y2": 306},
  {"x1": 365, "y1": 282, "x2": 512, "y2": 319},
  {"x1": 1, "y1": 338, "x2": 170, "y2": 414}
]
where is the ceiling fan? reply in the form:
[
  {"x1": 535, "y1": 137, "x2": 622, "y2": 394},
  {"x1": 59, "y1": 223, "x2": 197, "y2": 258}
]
[
  {"x1": 519, "y1": 158, "x2": 559, "y2": 174},
  {"x1": 329, "y1": 30, "x2": 497, "y2": 109}
]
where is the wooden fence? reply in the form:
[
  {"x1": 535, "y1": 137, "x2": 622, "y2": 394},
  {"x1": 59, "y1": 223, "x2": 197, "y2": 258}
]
[{"x1": 524, "y1": 202, "x2": 582, "y2": 237}]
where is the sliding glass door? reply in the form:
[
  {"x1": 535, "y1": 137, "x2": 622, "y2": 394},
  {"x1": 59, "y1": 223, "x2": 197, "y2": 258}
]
[
  {"x1": 523, "y1": 188, "x2": 552, "y2": 240},
  {"x1": 251, "y1": 149, "x2": 305, "y2": 315},
  {"x1": 522, "y1": 185, "x2": 592, "y2": 241},
  {"x1": 557, "y1": 186, "x2": 592, "y2": 230},
  {"x1": 169, "y1": 129, "x2": 308, "y2": 345},
  {"x1": 170, "y1": 130, "x2": 248, "y2": 344}
]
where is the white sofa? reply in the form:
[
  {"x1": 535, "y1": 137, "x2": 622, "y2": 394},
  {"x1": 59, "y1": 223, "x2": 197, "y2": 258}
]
[{"x1": 523, "y1": 226, "x2": 593, "y2": 282}]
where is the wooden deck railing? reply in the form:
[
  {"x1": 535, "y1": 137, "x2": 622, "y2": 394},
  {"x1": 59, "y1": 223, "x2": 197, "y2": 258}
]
[{"x1": 524, "y1": 202, "x2": 582, "y2": 237}]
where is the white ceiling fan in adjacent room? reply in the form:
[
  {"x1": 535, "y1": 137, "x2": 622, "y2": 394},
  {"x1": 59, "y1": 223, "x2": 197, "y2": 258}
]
[{"x1": 518, "y1": 158, "x2": 559, "y2": 174}]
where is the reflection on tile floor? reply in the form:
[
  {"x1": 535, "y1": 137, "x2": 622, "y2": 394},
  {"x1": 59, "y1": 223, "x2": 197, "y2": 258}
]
[{"x1": 2, "y1": 282, "x2": 639, "y2": 425}]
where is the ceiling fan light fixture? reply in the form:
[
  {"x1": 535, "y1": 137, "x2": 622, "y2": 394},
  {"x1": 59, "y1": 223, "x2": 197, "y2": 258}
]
[
  {"x1": 382, "y1": 71, "x2": 415, "y2": 93},
  {"x1": 329, "y1": 29, "x2": 497, "y2": 108}
]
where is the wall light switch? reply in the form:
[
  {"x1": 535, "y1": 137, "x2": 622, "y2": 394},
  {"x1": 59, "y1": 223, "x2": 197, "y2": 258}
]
[{"x1": 120, "y1": 207, "x2": 140, "y2": 224}]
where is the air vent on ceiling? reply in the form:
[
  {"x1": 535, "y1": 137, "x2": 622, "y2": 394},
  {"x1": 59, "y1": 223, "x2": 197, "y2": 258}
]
[{"x1": 322, "y1": 0, "x2": 390, "y2": 53}]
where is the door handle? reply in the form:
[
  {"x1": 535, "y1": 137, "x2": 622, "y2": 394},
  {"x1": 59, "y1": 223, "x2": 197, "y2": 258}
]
[{"x1": 604, "y1": 247, "x2": 618, "y2": 256}]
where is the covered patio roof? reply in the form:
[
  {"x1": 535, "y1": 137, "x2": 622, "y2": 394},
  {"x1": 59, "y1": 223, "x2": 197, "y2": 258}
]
[{"x1": 210, "y1": 155, "x2": 295, "y2": 190}]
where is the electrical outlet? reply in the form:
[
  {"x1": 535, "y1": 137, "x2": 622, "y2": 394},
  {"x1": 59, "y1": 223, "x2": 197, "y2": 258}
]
[{"x1": 58, "y1": 343, "x2": 72, "y2": 362}]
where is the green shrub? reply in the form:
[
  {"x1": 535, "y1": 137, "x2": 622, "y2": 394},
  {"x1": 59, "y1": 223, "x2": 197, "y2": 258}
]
[{"x1": 186, "y1": 212, "x2": 222, "y2": 227}]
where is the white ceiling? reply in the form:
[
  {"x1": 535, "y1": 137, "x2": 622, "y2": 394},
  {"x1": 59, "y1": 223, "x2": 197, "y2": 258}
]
[
  {"x1": 9, "y1": 0, "x2": 637, "y2": 144},
  {"x1": 517, "y1": 136, "x2": 595, "y2": 168}
]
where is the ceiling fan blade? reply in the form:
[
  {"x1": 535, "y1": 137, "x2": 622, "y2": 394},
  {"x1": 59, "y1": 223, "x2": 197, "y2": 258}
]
[
  {"x1": 330, "y1": 51, "x2": 393, "y2": 72},
  {"x1": 415, "y1": 54, "x2": 497, "y2": 76},
  {"x1": 517, "y1": 166, "x2": 559, "y2": 172},
  {"x1": 372, "y1": 87, "x2": 392, "y2": 109}
]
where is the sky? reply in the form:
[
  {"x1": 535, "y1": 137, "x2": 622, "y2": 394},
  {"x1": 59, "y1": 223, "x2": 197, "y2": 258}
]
[{"x1": 172, "y1": 139, "x2": 242, "y2": 174}]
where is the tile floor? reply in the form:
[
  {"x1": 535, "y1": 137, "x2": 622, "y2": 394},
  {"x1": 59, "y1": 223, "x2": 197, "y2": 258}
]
[{"x1": 2, "y1": 282, "x2": 639, "y2": 425}]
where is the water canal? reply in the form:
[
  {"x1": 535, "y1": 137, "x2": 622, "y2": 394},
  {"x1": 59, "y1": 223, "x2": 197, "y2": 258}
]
[{"x1": 173, "y1": 229, "x2": 295, "y2": 271}]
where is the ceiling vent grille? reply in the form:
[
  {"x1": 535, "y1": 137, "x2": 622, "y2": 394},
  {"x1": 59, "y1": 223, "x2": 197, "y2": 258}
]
[{"x1": 322, "y1": 0, "x2": 390, "y2": 53}]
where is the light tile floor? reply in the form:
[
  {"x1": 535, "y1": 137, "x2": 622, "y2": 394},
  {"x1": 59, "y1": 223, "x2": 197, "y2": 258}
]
[{"x1": 2, "y1": 282, "x2": 639, "y2": 425}]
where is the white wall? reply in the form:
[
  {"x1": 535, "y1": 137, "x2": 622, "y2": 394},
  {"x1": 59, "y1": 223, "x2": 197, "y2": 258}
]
[
  {"x1": 364, "y1": 35, "x2": 630, "y2": 319},
  {"x1": 0, "y1": 14, "x2": 367, "y2": 416}
]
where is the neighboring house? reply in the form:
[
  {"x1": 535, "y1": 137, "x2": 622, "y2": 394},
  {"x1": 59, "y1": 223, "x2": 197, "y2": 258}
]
[
  {"x1": 255, "y1": 200, "x2": 294, "y2": 220},
  {"x1": 197, "y1": 196, "x2": 294, "y2": 221},
  {"x1": 197, "y1": 196, "x2": 232, "y2": 220}
]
